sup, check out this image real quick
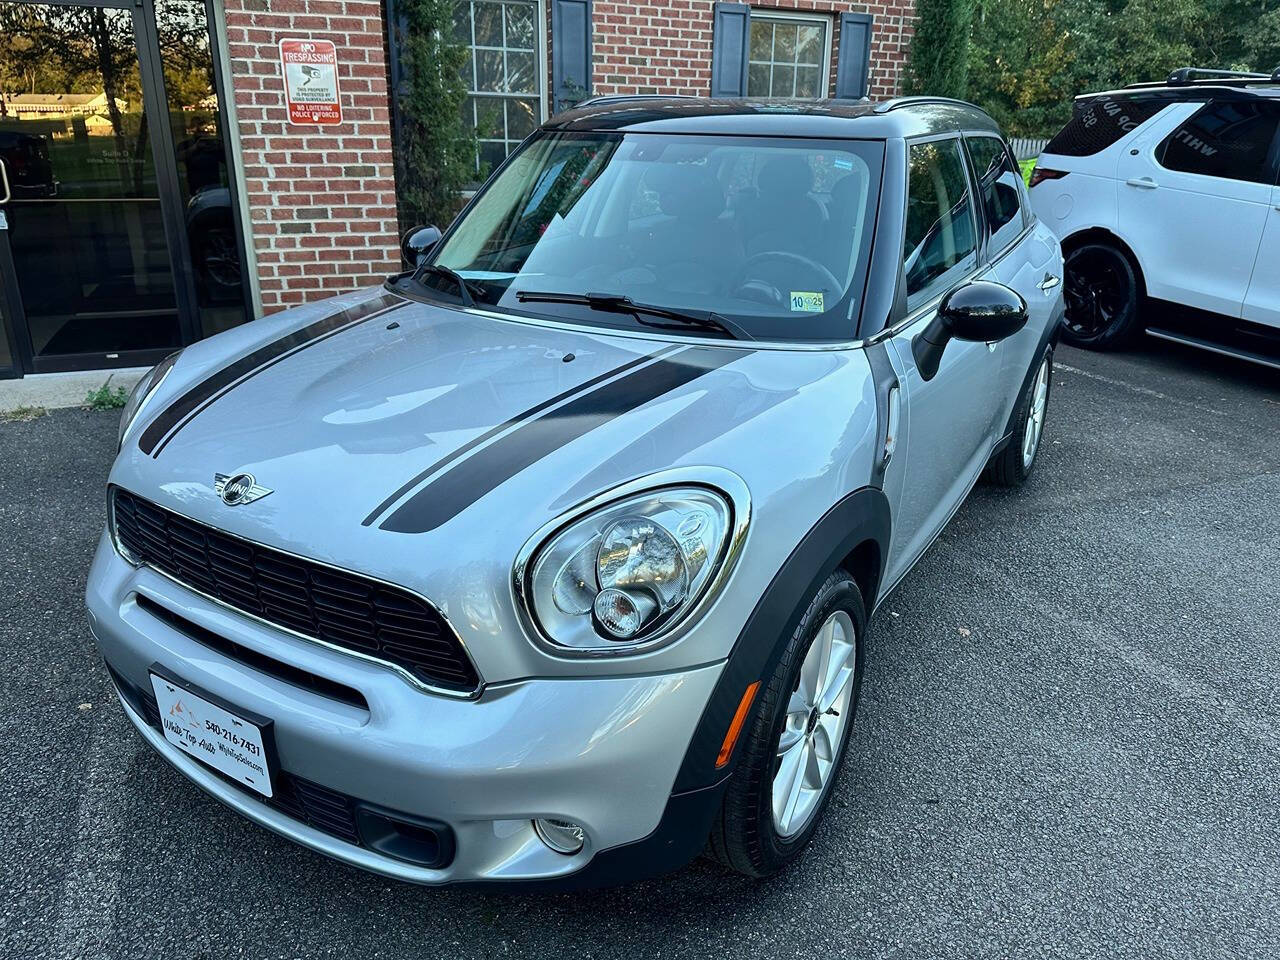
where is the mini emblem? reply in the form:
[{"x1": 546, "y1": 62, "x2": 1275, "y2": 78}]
[{"x1": 214, "y1": 473, "x2": 272, "y2": 506}]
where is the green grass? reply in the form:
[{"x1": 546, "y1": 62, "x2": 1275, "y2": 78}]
[
  {"x1": 84, "y1": 382, "x2": 129, "y2": 411},
  {"x1": 1019, "y1": 157, "x2": 1037, "y2": 185}
]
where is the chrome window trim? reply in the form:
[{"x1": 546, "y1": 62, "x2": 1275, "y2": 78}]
[
  {"x1": 511, "y1": 467, "x2": 752, "y2": 660},
  {"x1": 108, "y1": 489, "x2": 485, "y2": 699}
]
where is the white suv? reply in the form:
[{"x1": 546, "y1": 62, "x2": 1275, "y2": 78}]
[{"x1": 1030, "y1": 68, "x2": 1280, "y2": 370}]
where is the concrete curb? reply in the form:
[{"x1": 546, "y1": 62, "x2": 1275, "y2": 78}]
[{"x1": 0, "y1": 368, "x2": 149, "y2": 415}]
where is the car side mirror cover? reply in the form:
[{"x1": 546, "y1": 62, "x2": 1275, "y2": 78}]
[
  {"x1": 401, "y1": 224, "x2": 442, "y2": 267},
  {"x1": 940, "y1": 280, "x2": 1029, "y2": 343},
  {"x1": 912, "y1": 280, "x2": 1029, "y2": 381}
]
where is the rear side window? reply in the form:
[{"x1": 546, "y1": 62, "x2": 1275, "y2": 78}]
[
  {"x1": 966, "y1": 136, "x2": 1025, "y2": 256},
  {"x1": 1045, "y1": 95, "x2": 1165, "y2": 157},
  {"x1": 903, "y1": 139, "x2": 978, "y2": 310},
  {"x1": 1156, "y1": 101, "x2": 1280, "y2": 184}
]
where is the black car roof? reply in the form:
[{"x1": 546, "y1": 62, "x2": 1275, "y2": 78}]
[{"x1": 543, "y1": 96, "x2": 1004, "y2": 139}]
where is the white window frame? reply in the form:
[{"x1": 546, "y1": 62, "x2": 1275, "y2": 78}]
[
  {"x1": 458, "y1": 0, "x2": 549, "y2": 174},
  {"x1": 746, "y1": 9, "x2": 833, "y2": 100}
]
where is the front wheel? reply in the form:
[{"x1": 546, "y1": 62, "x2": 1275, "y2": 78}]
[
  {"x1": 985, "y1": 349, "x2": 1052, "y2": 487},
  {"x1": 708, "y1": 571, "x2": 866, "y2": 877}
]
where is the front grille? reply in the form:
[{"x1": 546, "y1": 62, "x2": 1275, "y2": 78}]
[{"x1": 111, "y1": 488, "x2": 479, "y2": 692}]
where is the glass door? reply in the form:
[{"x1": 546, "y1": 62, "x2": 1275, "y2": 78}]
[{"x1": 0, "y1": 0, "x2": 248, "y2": 375}]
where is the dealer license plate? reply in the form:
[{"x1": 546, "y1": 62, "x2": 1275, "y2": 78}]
[{"x1": 149, "y1": 672, "x2": 273, "y2": 798}]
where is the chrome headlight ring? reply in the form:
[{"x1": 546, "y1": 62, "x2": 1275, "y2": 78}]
[{"x1": 512, "y1": 468, "x2": 751, "y2": 658}]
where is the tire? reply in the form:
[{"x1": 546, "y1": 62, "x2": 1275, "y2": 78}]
[
  {"x1": 985, "y1": 348, "x2": 1052, "y2": 487},
  {"x1": 1061, "y1": 242, "x2": 1141, "y2": 349},
  {"x1": 709, "y1": 570, "x2": 867, "y2": 877}
]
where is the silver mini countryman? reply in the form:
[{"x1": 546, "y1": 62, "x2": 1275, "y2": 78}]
[{"x1": 87, "y1": 96, "x2": 1064, "y2": 888}]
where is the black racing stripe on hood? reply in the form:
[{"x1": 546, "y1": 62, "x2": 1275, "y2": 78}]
[
  {"x1": 361, "y1": 344, "x2": 683, "y2": 527},
  {"x1": 138, "y1": 292, "x2": 405, "y2": 457},
  {"x1": 379, "y1": 344, "x2": 750, "y2": 534}
]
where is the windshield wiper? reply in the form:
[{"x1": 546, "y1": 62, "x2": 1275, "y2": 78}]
[
  {"x1": 514, "y1": 291, "x2": 752, "y2": 341},
  {"x1": 416, "y1": 263, "x2": 482, "y2": 307}
]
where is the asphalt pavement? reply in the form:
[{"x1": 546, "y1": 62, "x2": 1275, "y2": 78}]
[{"x1": 2, "y1": 338, "x2": 1278, "y2": 959}]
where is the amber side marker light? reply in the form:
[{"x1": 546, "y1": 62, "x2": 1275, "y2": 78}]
[{"x1": 716, "y1": 681, "x2": 761, "y2": 768}]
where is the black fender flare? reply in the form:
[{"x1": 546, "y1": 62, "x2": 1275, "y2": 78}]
[{"x1": 672, "y1": 485, "x2": 891, "y2": 794}]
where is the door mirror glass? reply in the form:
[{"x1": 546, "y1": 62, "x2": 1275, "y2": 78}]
[
  {"x1": 401, "y1": 224, "x2": 442, "y2": 266},
  {"x1": 939, "y1": 280, "x2": 1028, "y2": 342}
]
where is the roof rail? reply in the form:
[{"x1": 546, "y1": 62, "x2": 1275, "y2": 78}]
[
  {"x1": 1155, "y1": 67, "x2": 1275, "y2": 87},
  {"x1": 873, "y1": 95, "x2": 984, "y2": 114},
  {"x1": 572, "y1": 93, "x2": 703, "y2": 108}
]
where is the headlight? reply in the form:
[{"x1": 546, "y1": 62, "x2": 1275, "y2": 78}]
[
  {"x1": 118, "y1": 350, "x2": 180, "y2": 450},
  {"x1": 515, "y1": 473, "x2": 749, "y2": 655}
]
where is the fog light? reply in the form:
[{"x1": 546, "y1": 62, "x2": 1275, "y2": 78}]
[{"x1": 533, "y1": 817, "x2": 585, "y2": 855}]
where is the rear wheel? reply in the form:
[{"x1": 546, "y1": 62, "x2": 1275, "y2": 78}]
[
  {"x1": 1062, "y1": 242, "x2": 1140, "y2": 349},
  {"x1": 709, "y1": 571, "x2": 866, "y2": 877}
]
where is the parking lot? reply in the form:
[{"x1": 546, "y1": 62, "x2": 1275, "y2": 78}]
[{"x1": 3, "y1": 339, "x2": 1278, "y2": 960}]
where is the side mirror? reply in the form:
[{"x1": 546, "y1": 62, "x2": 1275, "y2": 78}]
[
  {"x1": 912, "y1": 280, "x2": 1028, "y2": 381},
  {"x1": 401, "y1": 224, "x2": 442, "y2": 267}
]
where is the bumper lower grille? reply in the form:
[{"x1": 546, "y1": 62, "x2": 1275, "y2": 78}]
[
  {"x1": 106, "y1": 663, "x2": 363, "y2": 844},
  {"x1": 110, "y1": 488, "x2": 479, "y2": 692}
]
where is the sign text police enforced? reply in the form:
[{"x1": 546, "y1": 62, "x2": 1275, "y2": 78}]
[{"x1": 280, "y1": 38, "x2": 342, "y2": 125}]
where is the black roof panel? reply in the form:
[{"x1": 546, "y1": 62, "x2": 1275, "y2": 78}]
[{"x1": 544, "y1": 96, "x2": 1004, "y2": 139}]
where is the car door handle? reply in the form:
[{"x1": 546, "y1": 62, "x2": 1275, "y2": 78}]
[
  {"x1": 1125, "y1": 177, "x2": 1159, "y2": 190},
  {"x1": 1037, "y1": 273, "x2": 1061, "y2": 291}
]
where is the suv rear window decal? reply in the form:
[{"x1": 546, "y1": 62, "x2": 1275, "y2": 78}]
[{"x1": 1045, "y1": 95, "x2": 1166, "y2": 157}]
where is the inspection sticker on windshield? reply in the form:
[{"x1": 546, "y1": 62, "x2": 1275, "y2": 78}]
[{"x1": 790, "y1": 291, "x2": 825, "y2": 313}]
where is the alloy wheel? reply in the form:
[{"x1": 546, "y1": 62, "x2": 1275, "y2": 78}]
[
  {"x1": 1022, "y1": 357, "x2": 1050, "y2": 469},
  {"x1": 772, "y1": 610, "x2": 857, "y2": 838},
  {"x1": 1064, "y1": 247, "x2": 1130, "y2": 339}
]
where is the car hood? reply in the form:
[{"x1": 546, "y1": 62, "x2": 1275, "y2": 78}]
[{"x1": 113, "y1": 287, "x2": 877, "y2": 681}]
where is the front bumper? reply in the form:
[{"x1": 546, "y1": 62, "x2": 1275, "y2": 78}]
[{"x1": 87, "y1": 533, "x2": 723, "y2": 885}]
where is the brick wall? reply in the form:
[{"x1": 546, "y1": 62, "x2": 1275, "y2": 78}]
[
  {"x1": 590, "y1": 0, "x2": 912, "y2": 100},
  {"x1": 222, "y1": 0, "x2": 401, "y2": 314}
]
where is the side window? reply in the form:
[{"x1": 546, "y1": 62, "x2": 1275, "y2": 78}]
[
  {"x1": 967, "y1": 136, "x2": 1025, "y2": 256},
  {"x1": 1044, "y1": 94, "x2": 1165, "y2": 157},
  {"x1": 1157, "y1": 101, "x2": 1280, "y2": 185},
  {"x1": 903, "y1": 139, "x2": 978, "y2": 310}
]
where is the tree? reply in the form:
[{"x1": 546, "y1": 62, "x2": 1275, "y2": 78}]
[
  {"x1": 967, "y1": 0, "x2": 1073, "y2": 135},
  {"x1": 959, "y1": 0, "x2": 1278, "y2": 138},
  {"x1": 904, "y1": 0, "x2": 976, "y2": 97},
  {"x1": 392, "y1": 0, "x2": 478, "y2": 230}
]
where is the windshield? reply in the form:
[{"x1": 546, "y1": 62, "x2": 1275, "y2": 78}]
[{"x1": 417, "y1": 131, "x2": 884, "y2": 342}]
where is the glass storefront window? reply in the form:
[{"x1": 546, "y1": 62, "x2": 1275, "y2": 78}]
[
  {"x1": 155, "y1": 0, "x2": 248, "y2": 338},
  {"x1": 0, "y1": 0, "x2": 183, "y2": 360}
]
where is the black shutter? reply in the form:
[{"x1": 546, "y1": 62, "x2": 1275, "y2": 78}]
[
  {"x1": 834, "y1": 13, "x2": 873, "y2": 99},
  {"x1": 552, "y1": 0, "x2": 593, "y2": 112},
  {"x1": 710, "y1": 2, "x2": 750, "y2": 98}
]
